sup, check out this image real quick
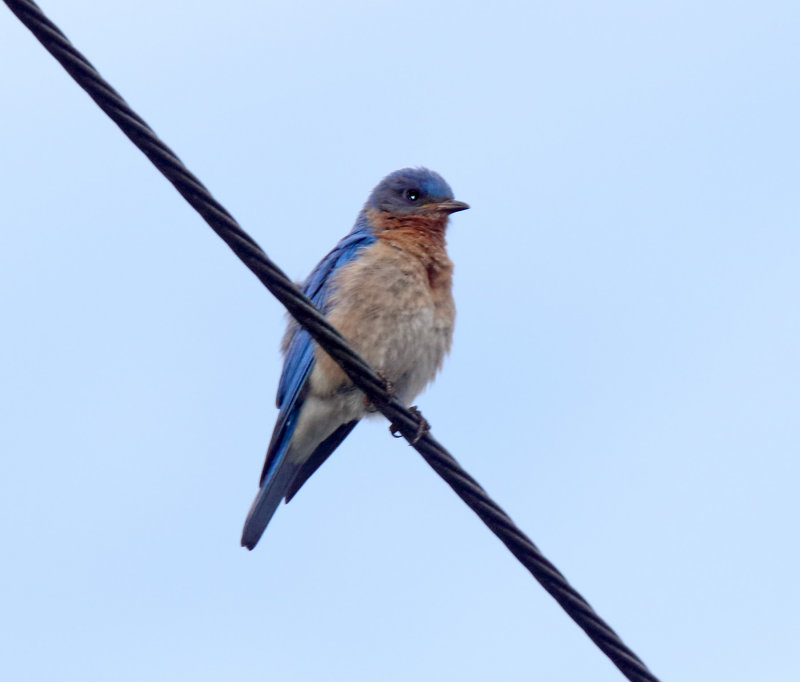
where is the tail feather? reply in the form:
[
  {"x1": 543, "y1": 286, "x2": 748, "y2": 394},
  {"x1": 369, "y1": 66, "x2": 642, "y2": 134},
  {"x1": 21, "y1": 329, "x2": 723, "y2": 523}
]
[{"x1": 241, "y1": 459, "x2": 301, "y2": 550}]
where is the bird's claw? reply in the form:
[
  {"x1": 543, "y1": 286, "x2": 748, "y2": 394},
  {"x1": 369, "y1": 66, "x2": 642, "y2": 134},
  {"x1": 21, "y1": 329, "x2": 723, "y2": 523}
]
[
  {"x1": 408, "y1": 407, "x2": 430, "y2": 444},
  {"x1": 365, "y1": 372, "x2": 395, "y2": 410},
  {"x1": 389, "y1": 406, "x2": 430, "y2": 445},
  {"x1": 377, "y1": 372, "x2": 395, "y2": 398}
]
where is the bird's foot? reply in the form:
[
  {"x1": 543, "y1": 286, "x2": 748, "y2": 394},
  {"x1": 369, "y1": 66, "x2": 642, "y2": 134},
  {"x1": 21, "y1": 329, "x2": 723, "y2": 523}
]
[
  {"x1": 408, "y1": 407, "x2": 430, "y2": 444},
  {"x1": 389, "y1": 406, "x2": 430, "y2": 445},
  {"x1": 377, "y1": 372, "x2": 395, "y2": 397},
  {"x1": 365, "y1": 372, "x2": 395, "y2": 411}
]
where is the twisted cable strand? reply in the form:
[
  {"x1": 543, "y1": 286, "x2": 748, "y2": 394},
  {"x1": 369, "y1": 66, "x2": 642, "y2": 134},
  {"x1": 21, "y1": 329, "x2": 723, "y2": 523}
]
[{"x1": 4, "y1": 2, "x2": 659, "y2": 680}]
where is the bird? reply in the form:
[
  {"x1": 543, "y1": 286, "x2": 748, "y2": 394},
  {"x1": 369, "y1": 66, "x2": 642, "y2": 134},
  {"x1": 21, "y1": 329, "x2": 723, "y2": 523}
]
[{"x1": 241, "y1": 167, "x2": 468, "y2": 550}]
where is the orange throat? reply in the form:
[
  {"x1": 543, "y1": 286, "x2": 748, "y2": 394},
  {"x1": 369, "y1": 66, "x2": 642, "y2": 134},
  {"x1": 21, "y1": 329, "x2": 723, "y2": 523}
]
[{"x1": 368, "y1": 209, "x2": 453, "y2": 288}]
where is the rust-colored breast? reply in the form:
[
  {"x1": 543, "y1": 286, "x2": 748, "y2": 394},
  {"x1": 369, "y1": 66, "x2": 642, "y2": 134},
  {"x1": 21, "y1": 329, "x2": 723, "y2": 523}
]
[
  {"x1": 369, "y1": 209, "x2": 454, "y2": 293},
  {"x1": 308, "y1": 215, "x2": 456, "y2": 401}
]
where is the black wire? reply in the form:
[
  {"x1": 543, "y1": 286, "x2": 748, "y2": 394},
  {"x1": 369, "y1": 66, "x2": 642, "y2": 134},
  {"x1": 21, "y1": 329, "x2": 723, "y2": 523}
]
[{"x1": 4, "y1": 2, "x2": 660, "y2": 680}]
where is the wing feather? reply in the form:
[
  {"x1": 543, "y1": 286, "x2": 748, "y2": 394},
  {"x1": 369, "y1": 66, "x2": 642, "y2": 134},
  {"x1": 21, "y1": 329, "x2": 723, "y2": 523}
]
[{"x1": 242, "y1": 216, "x2": 375, "y2": 547}]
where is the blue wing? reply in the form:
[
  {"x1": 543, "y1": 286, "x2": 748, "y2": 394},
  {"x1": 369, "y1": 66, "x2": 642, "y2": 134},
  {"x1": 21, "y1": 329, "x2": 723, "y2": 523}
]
[{"x1": 241, "y1": 215, "x2": 376, "y2": 549}]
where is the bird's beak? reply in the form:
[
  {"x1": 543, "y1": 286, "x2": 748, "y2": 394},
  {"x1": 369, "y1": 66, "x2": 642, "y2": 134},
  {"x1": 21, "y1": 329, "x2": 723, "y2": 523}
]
[{"x1": 433, "y1": 199, "x2": 470, "y2": 214}]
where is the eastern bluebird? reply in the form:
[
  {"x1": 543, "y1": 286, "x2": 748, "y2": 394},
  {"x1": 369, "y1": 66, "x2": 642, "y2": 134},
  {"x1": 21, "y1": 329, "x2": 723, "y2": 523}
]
[{"x1": 241, "y1": 167, "x2": 468, "y2": 550}]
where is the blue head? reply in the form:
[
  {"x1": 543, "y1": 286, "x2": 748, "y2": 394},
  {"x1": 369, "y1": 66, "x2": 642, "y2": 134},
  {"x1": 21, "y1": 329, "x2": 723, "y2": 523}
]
[{"x1": 366, "y1": 168, "x2": 469, "y2": 216}]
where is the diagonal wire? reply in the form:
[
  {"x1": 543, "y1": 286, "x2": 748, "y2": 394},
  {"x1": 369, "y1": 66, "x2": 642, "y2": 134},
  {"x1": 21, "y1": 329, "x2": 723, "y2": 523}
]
[{"x1": 4, "y1": 1, "x2": 659, "y2": 680}]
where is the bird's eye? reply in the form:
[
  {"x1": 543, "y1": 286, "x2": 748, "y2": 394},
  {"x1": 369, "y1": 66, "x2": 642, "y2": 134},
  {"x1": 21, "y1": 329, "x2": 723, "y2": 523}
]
[{"x1": 405, "y1": 189, "x2": 420, "y2": 201}]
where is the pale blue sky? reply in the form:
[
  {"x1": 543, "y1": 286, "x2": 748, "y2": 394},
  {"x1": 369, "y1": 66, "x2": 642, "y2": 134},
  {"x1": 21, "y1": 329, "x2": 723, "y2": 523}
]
[{"x1": 2, "y1": 2, "x2": 799, "y2": 680}]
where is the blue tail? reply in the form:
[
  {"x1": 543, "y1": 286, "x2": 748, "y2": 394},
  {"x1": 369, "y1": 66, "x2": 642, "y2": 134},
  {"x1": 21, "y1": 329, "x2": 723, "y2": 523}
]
[
  {"x1": 241, "y1": 454, "x2": 301, "y2": 550},
  {"x1": 241, "y1": 409, "x2": 300, "y2": 550}
]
